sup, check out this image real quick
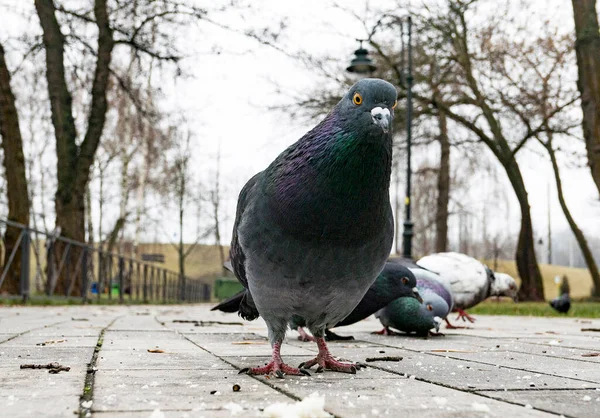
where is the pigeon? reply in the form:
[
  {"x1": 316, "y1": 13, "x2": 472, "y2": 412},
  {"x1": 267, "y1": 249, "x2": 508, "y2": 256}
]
[
  {"x1": 375, "y1": 293, "x2": 445, "y2": 337},
  {"x1": 290, "y1": 262, "x2": 423, "y2": 341},
  {"x1": 214, "y1": 257, "x2": 422, "y2": 343},
  {"x1": 550, "y1": 293, "x2": 571, "y2": 314},
  {"x1": 388, "y1": 257, "x2": 454, "y2": 313},
  {"x1": 227, "y1": 78, "x2": 397, "y2": 376},
  {"x1": 416, "y1": 252, "x2": 518, "y2": 326}
]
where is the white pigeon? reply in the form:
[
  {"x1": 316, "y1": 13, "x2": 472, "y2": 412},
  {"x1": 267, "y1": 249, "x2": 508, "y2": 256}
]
[{"x1": 416, "y1": 252, "x2": 517, "y2": 327}]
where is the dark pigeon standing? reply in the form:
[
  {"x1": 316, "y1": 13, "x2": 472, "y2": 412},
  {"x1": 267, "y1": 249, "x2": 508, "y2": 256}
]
[
  {"x1": 290, "y1": 262, "x2": 422, "y2": 341},
  {"x1": 227, "y1": 79, "x2": 397, "y2": 376},
  {"x1": 215, "y1": 263, "x2": 422, "y2": 342},
  {"x1": 550, "y1": 293, "x2": 571, "y2": 314}
]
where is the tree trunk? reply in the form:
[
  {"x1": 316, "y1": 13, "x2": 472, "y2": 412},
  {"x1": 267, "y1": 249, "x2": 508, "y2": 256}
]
[
  {"x1": 547, "y1": 143, "x2": 600, "y2": 297},
  {"x1": 178, "y1": 177, "x2": 186, "y2": 301},
  {"x1": 502, "y1": 158, "x2": 545, "y2": 301},
  {"x1": 435, "y1": 109, "x2": 450, "y2": 252},
  {"x1": 35, "y1": 0, "x2": 113, "y2": 295},
  {"x1": 0, "y1": 42, "x2": 30, "y2": 295},
  {"x1": 572, "y1": 0, "x2": 600, "y2": 198}
]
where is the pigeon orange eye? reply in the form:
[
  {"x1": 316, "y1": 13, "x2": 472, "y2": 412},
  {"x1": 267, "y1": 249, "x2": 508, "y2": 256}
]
[
  {"x1": 427, "y1": 305, "x2": 433, "y2": 311},
  {"x1": 401, "y1": 277, "x2": 409, "y2": 285},
  {"x1": 353, "y1": 92, "x2": 363, "y2": 105},
  {"x1": 392, "y1": 100, "x2": 397, "y2": 109}
]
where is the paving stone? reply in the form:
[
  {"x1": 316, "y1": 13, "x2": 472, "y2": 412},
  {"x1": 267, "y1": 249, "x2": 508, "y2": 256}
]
[
  {"x1": 0, "y1": 334, "x2": 100, "y2": 348},
  {"x1": 102, "y1": 330, "x2": 195, "y2": 351},
  {"x1": 97, "y1": 348, "x2": 233, "y2": 371},
  {"x1": 0, "y1": 345, "x2": 93, "y2": 372},
  {"x1": 478, "y1": 389, "x2": 600, "y2": 418},
  {"x1": 93, "y1": 369, "x2": 291, "y2": 413},
  {"x1": 2, "y1": 304, "x2": 599, "y2": 417},
  {"x1": 182, "y1": 332, "x2": 315, "y2": 357},
  {"x1": 0, "y1": 360, "x2": 84, "y2": 417},
  {"x1": 427, "y1": 348, "x2": 600, "y2": 385}
]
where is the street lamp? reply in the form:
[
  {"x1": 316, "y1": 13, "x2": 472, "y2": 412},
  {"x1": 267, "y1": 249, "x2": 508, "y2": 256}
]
[
  {"x1": 346, "y1": 17, "x2": 414, "y2": 259},
  {"x1": 346, "y1": 40, "x2": 377, "y2": 74}
]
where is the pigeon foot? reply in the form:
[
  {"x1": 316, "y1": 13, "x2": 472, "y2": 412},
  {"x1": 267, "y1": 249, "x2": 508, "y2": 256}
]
[
  {"x1": 240, "y1": 361, "x2": 308, "y2": 378},
  {"x1": 445, "y1": 318, "x2": 469, "y2": 329},
  {"x1": 297, "y1": 327, "x2": 316, "y2": 342},
  {"x1": 240, "y1": 341, "x2": 309, "y2": 378},
  {"x1": 371, "y1": 327, "x2": 400, "y2": 336},
  {"x1": 455, "y1": 308, "x2": 476, "y2": 323},
  {"x1": 299, "y1": 337, "x2": 361, "y2": 374}
]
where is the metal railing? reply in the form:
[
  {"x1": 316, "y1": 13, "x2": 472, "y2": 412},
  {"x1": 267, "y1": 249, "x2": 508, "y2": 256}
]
[{"x1": 0, "y1": 219, "x2": 211, "y2": 303}]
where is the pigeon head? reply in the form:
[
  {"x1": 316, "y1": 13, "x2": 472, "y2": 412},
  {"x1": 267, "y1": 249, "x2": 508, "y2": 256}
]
[
  {"x1": 419, "y1": 288, "x2": 451, "y2": 322},
  {"x1": 379, "y1": 262, "x2": 422, "y2": 302},
  {"x1": 382, "y1": 296, "x2": 444, "y2": 334},
  {"x1": 337, "y1": 78, "x2": 398, "y2": 137},
  {"x1": 490, "y1": 272, "x2": 518, "y2": 301}
]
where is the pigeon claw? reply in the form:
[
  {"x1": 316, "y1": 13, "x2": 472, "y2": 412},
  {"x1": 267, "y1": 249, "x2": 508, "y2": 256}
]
[
  {"x1": 301, "y1": 355, "x2": 359, "y2": 374},
  {"x1": 240, "y1": 360, "x2": 305, "y2": 378},
  {"x1": 455, "y1": 309, "x2": 476, "y2": 323}
]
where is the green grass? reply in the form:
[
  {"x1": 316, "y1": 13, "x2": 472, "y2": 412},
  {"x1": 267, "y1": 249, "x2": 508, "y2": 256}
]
[{"x1": 470, "y1": 301, "x2": 600, "y2": 318}]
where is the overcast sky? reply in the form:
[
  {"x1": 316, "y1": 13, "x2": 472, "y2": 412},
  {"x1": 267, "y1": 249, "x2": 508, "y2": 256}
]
[{"x1": 1, "y1": 0, "x2": 598, "y2": 251}]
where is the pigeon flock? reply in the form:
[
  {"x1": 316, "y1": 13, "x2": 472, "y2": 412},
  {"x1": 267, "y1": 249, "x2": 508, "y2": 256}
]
[{"x1": 214, "y1": 78, "x2": 521, "y2": 377}]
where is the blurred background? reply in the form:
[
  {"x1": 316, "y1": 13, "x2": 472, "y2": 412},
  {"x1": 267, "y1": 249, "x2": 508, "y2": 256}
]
[{"x1": 0, "y1": 0, "x2": 598, "y2": 306}]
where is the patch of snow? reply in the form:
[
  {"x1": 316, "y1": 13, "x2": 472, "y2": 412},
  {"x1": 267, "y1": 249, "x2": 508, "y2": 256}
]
[
  {"x1": 223, "y1": 402, "x2": 244, "y2": 415},
  {"x1": 433, "y1": 397, "x2": 448, "y2": 406},
  {"x1": 149, "y1": 409, "x2": 166, "y2": 418},
  {"x1": 471, "y1": 403, "x2": 490, "y2": 412},
  {"x1": 263, "y1": 392, "x2": 332, "y2": 418}
]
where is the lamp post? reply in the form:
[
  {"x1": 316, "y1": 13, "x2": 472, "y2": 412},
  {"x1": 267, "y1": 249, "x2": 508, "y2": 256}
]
[{"x1": 346, "y1": 16, "x2": 414, "y2": 259}]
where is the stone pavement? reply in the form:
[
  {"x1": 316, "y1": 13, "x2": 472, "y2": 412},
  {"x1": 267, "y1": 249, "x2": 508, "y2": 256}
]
[{"x1": 1, "y1": 305, "x2": 599, "y2": 417}]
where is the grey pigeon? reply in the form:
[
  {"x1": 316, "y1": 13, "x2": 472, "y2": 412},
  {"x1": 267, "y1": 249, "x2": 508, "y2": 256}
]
[
  {"x1": 416, "y1": 252, "x2": 517, "y2": 326},
  {"x1": 290, "y1": 262, "x2": 422, "y2": 341},
  {"x1": 550, "y1": 293, "x2": 571, "y2": 314},
  {"x1": 214, "y1": 263, "x2": 422, "y2": 341},
  {"x1": 228, "y1": 78, "x2": 397, "y2": 376}
]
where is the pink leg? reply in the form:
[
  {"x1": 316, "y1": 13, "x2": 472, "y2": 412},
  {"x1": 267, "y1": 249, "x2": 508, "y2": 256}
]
[
  {"x1": 299, "y1": 337, "x2": 362, "y2": 374},
  {"x1": 371, "y1": 327, "x2": 399, "y2": 336},
  {"x1": 240, "y1": 341, "x2": 309, "y2": 378},
  {"x1": 297, "y1": 327, "x2": 316, "y2": 342},
  {"x1": 455, "y1": 308, "x2": 476, "y2": 323},
  {"x1": 445, "y1": 318, "x2": 467, "y2": 329}
]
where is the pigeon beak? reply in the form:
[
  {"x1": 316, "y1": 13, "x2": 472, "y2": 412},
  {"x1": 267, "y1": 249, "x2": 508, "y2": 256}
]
[
  {"x1": 412, "y1": 287, "x2": 423, "y2": 303},
  {"x1": 371, "y1": 107, "x2": 391, "y2": 133},
  {"x1": 433, "y1": 316, "x2": 442, "y2": 333}
]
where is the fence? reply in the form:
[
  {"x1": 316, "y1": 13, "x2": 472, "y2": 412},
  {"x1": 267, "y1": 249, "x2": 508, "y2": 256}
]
[{"x1": 0, "y1": 219, "x2": 211, "y2": 303}]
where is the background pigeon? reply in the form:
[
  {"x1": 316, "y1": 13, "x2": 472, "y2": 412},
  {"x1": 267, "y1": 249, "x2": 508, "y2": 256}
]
[
  {"x1": 227, "y1": 78, "x2": 397, "y2": 376},
  {"x1": 550, "y1": 293, "x2": 571, "y2": 313},
  {"x1": 388, "y1": 257, "x2": 454, "y2": 313},
  {"x1": 416, "y1": 252, "x2": 517, "y2": 326},
  {"x1": 375, "y1": 294, "x2": 445, "y2": 337}
]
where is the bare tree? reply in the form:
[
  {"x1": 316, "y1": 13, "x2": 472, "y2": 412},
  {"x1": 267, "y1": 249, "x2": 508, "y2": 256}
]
[
  {"x1": 571, "y1": 0, "x2": 600, "y2": 198},
  {"x1": 407, "y1": 2, "x2": 576, "y2": 300},
  {"x1": 538, "y1": 133, "x2": 600, "y2": 296},
  {"x1": 0, "y1": 41, "x2": 30, "y2": 295},
  {"x1": 165, "y1": 128, "x2": 213, "y2": 300},
  {"x1": 209, "y1": 146, "x2": 226, "y2": 273}
]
